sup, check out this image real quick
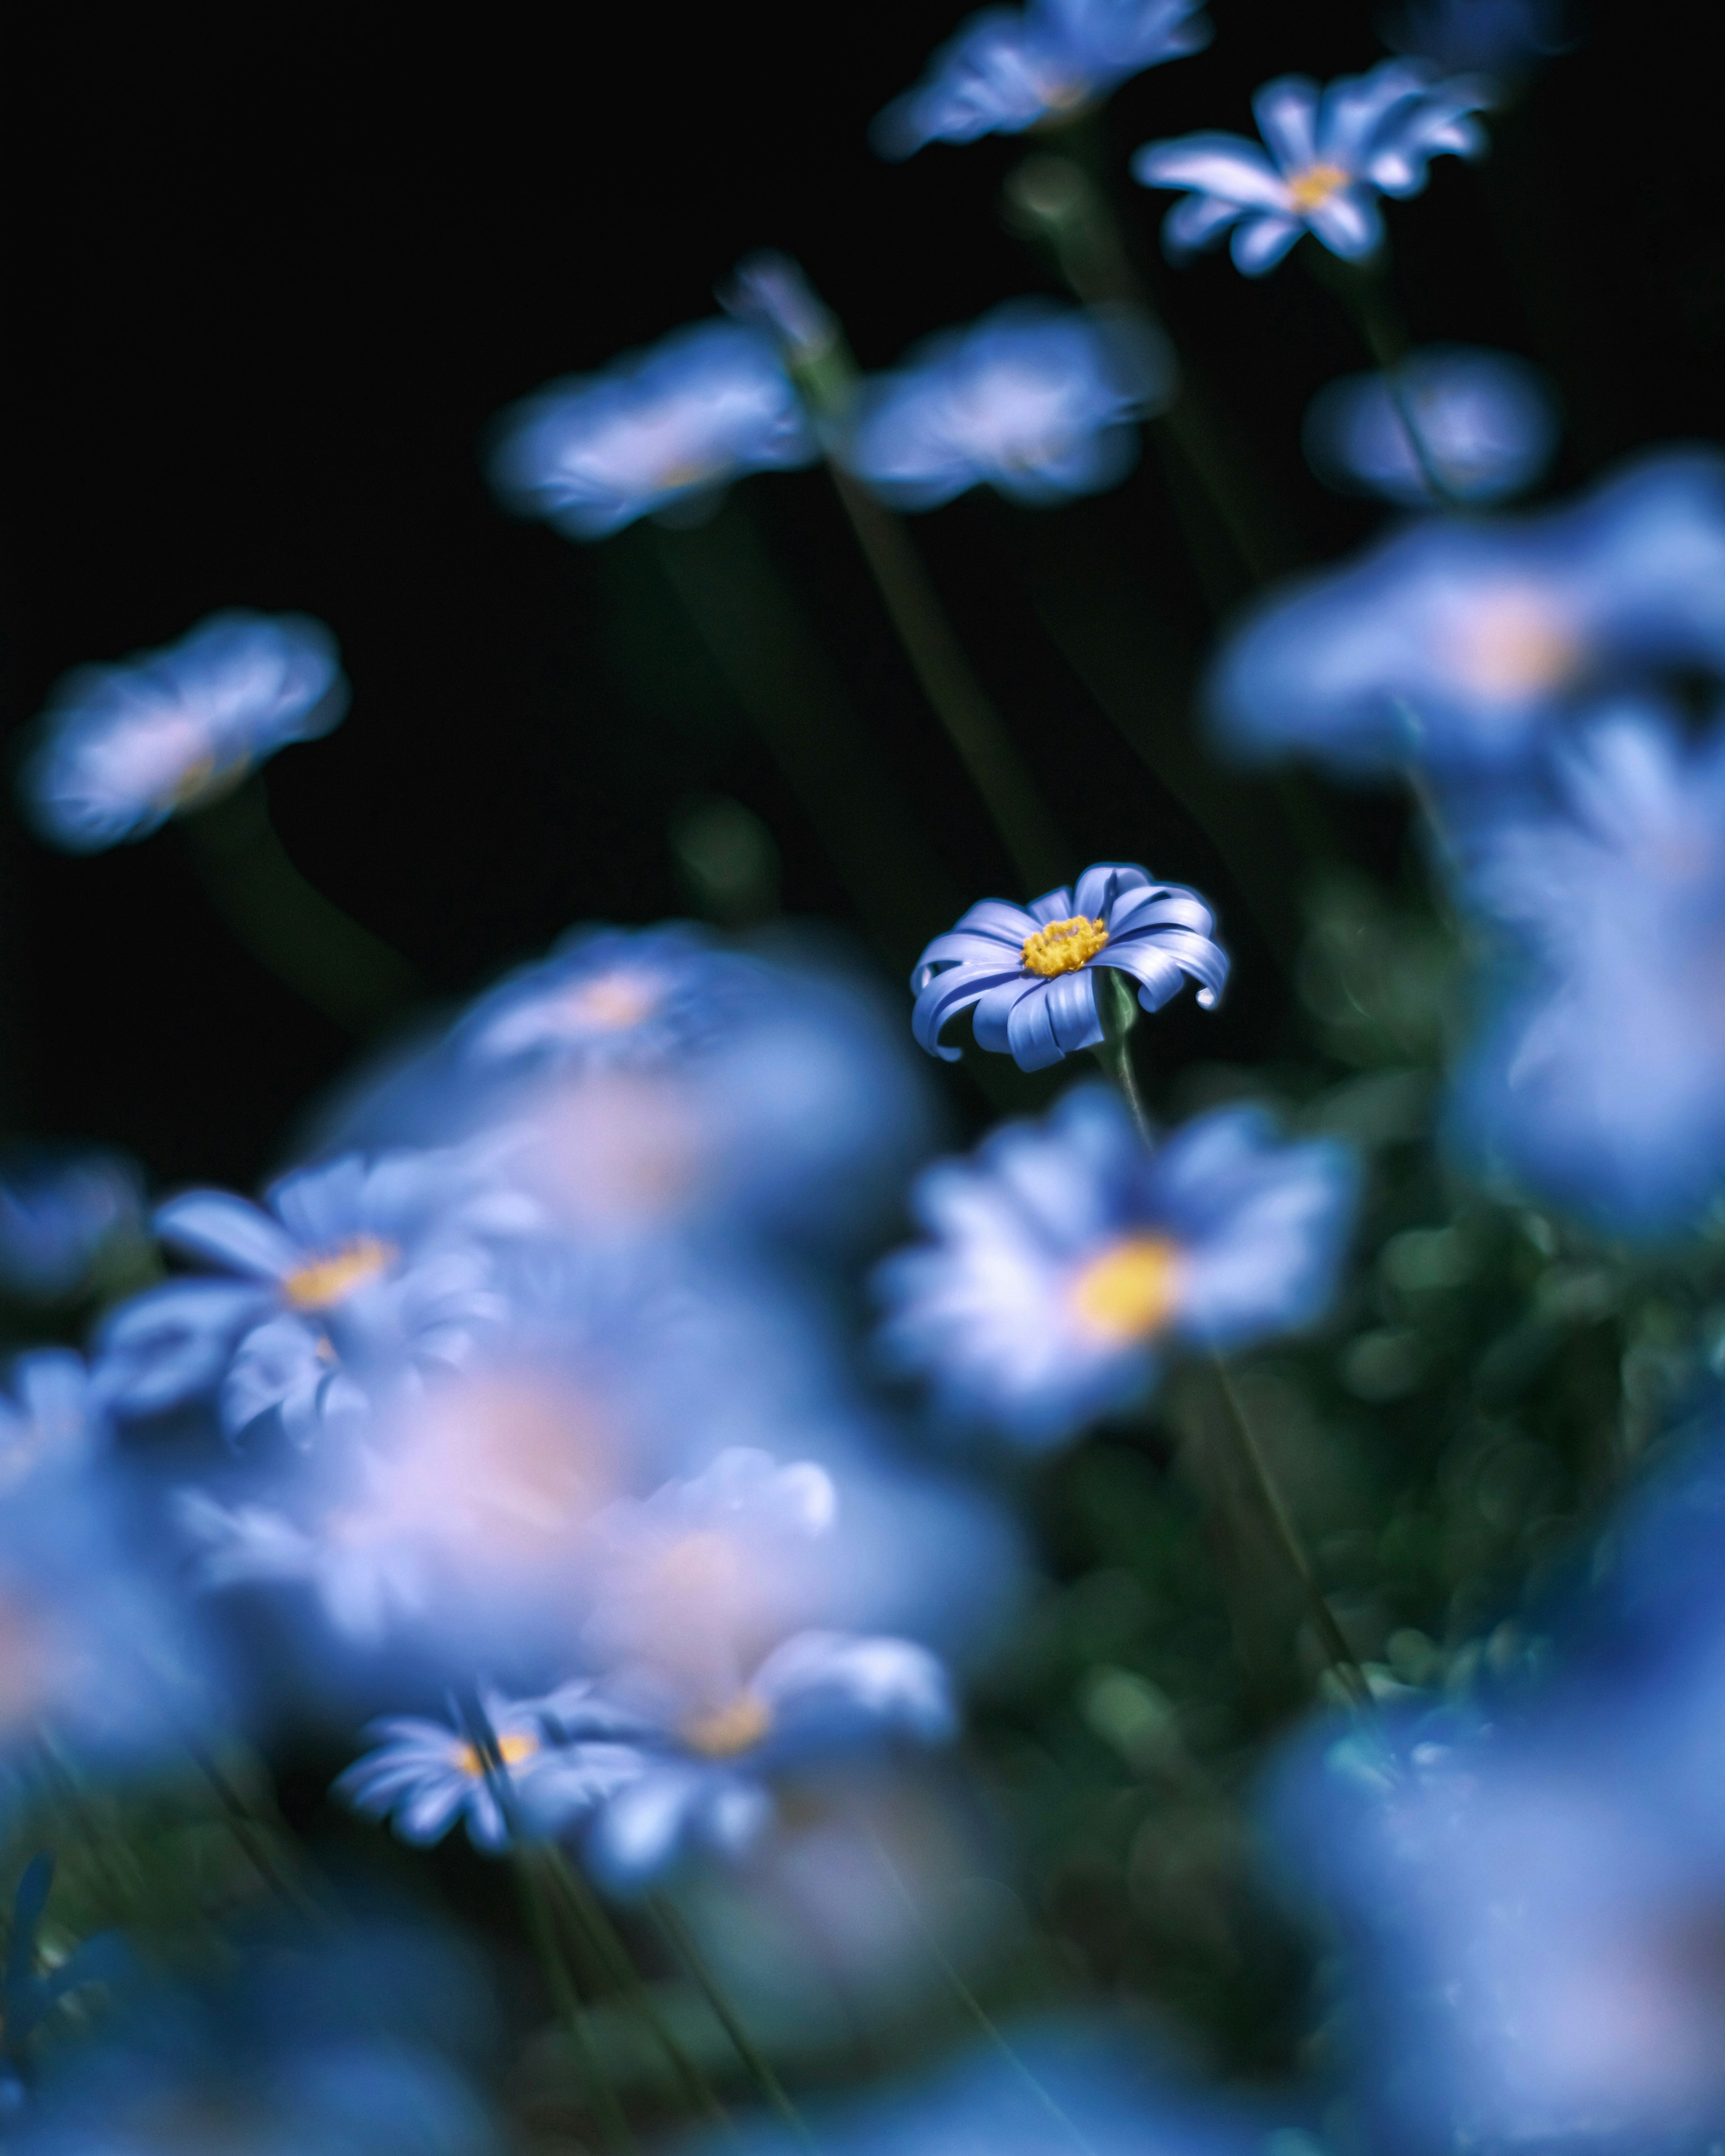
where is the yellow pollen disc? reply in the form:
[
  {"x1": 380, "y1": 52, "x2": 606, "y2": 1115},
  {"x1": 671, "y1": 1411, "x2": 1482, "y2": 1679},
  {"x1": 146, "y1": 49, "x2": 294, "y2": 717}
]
[
  {"x1": 657, "y1": 459, "x2": 720, "y2": 491},
  {"x1": 1286, "y1": 162, "x2": 1350, "y2": 212},
  {"x1": 281, "y1": 1235, "x2": 398, "y2": 1312},
  {"x1": 1451, "y1": 590, "x2": 1581, "y2": 700},
  {"x1": 454, "y1": 1731, "x2": 540, "y2": 1777},
  {"x1": 681, "y1": 1692, "x2": 774, "y2": 1759},
  {"x1": 1021, "y1": 915, "x2": 1109, "y2": 978},
  {"x1": 565, "y1": 972, "x2": 660, "y2": 1032},
  {"x1": 1070, "y1": 1235, "x2": 1183, "y2": 1341}
]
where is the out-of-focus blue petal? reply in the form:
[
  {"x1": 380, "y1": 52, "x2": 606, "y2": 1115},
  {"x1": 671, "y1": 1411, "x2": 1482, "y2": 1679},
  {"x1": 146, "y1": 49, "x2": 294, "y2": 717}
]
[
  {"x1": 92, "y1": 1277, "x2": 275, "y2": 1416},
  {"x1": 155, "y1": 1188, "x2": 299, "y2": 1278},
  {"x1": 1305, "y1": 344, "x2": 1559, "y2": 507}
]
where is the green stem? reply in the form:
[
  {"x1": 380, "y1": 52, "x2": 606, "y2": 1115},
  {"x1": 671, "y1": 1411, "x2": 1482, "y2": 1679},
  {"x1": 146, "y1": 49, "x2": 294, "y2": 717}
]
[
  {"x1": 825, "y1": 467, "x2": 1068, "y2": 894},
  {"x1": 181, "y1": 1736, "x2": 330, "y2": 1926},
  {"x1": 1207, "y1": 1358, "x2": 1375, "y2": 1713},
  {"x1": 513, "y1": 1852, "x2": 637, "y2": 2155},
  {"x1": 650, "y1": 1894, "x2": 819, "y2": 2155},
  {"x1": 1088, "y1": 969, "x2": 1153, "y2": 1145},
  {"x1": 543, "y1": 1854, "x2": 736, "y2": 2136},
  {"x1": 1316, "y1": 254, "x2": 1461, "y2": 510},
  {"x1": 861, "y1": 1827, "x2": 1098, "y2": 2156},
  {"x1": 180, "y1": 775, "x2": 420, "y2": 1033}
]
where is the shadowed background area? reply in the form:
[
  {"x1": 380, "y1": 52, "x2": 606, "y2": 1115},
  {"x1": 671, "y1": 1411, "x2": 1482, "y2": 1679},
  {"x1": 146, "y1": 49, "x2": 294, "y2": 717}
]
[{"x1": 4, "y1": 0, "x2": 1719, "y2": 1188}]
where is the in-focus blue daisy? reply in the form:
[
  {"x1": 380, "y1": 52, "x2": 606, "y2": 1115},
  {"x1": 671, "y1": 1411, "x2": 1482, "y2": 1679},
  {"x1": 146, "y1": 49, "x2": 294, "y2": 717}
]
[
  {"x1": 1209, "y1": 450, "x2": 1725, "y2": 778},
  {"x1": 911, "y1": 862, "x2": 1227, "y2": 1072},
  {"x1": 526, "y1": 1632, "x2": 955, "y2": 1891},
  {"x1": 1304, "y1": 343, "x2": 1558, "y2": 507},
  {"x1": 452, "y1": 923, "x2": 776, "y2": 1078},
  {"x1": 335, "y1": 1690, "x2": 634, "y2": 1854},
  {"x1": 842, "y1": 302, "x2": 1174, "y2": 511},
  {"x1": 93, "y1": 1139, "x2": 539, "y2": 1444},
  {"x1": 1446, "y1": 701, "x2": 1725, "y2": 1236},
  {"x1": 0, "y1": 1146, "x2": 147, "y2": 1302},
  {"x1": 488, "y1": 322, "x2": 817, "y2": 540},
  {"x1": 1132, "y1": 59, "x2": 1492, "y2": 274},
  {"x1": 876, "y1": 1087, "x2": 1359, "y2": 1449},
  {"x1": 871, "y1": 0, "x2": 1212, "y2": 158},
  {"x1": 19, "y1": 611, "x2": 348, "y2": 853}
]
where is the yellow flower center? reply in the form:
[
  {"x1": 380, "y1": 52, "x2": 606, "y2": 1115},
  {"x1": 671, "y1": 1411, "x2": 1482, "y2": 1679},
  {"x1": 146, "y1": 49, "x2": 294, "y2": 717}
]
[
  {"x1": 281, "y1": 1235, "x2": 398, "y2": 1312},
  {"x1": 1069, "y1": 1235, "x2": 1183, "y2": 1340},
  {"x1": 1450, "y1": 589, "x2": 1582, "y2": 700},
  {"x1": 1021, "y1": 915, "x2": 1109, "y2": 978},
  {"x1": 657, "y1": 459, "x2": 721, "y2": 491},
  {"x1": 681, "y1": 1692, "x2": 774, "y2": 1758},
  {"x1": 563, "y1": 972, "x2": 661, "y2": 1033},
  {"x1": 453, "y1": 1730, "x2": 540, "y2": 1778},
  {"x1": 1287, "y1": 162, "x2": 1350, "y2": 212}
]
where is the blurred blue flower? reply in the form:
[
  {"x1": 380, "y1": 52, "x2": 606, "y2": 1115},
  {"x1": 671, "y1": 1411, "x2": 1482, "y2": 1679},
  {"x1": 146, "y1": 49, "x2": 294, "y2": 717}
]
[
  {"x1": 1446, "y1": 700, "x2": 1725, "y2": 1234},
  {"x1": 19, "y1": 611, "x2": 348, "y2": 853},
  {"x1": 1132, "y1": 59, "x2": 1492, "y2": 274},
  {"x1": 334, "y1": 1689, "x2": 624, "y2": 1853},
  {"x1": 1304, "y1": 343, "x2": 1558, "y2": 507},
  {"x1": 842, "y1": 302, "x2": 1174, "y2": 511},
  {"x1": 871, "y1": 0, "x2": 1212, "y2": 157},
  {"x1": 488, "y1": 322, "x2": 817, "y2": 539},
  {"x1": 526, "y1": 1631, "x2": 955, "y2": 1891},
  {"x1": 911, "y1": 862, "x2": 1227, "y2": 1072},
  {"x1": 0, "y1": 1347, "x2": 98, "y2": 1490},
  {"x1": 1384, "y1": 0, "x2": 1570, "y2": 77},
  {"x1": 0, "y1": 1146, "x2": 147, "y2": 1302},
  {"x1": 453, "y1": 923, "x2": 774, "y2": 1078},
  {"x1": 9, "y1": 1928, "x2": 502, "y2": 2155},
  {"x1": 876, "y1": 1087, "x2": 1359, "y2": 1448},
  {"x1": 2, "y1": 1853, "x2": 132, "y2": 2062},
  {"x1": 93, "y1": 1139, "x2": 539, "y2": 1444},
  {"x1": 1209, "y1": 450, "x2": 1725, "y2": 778}
]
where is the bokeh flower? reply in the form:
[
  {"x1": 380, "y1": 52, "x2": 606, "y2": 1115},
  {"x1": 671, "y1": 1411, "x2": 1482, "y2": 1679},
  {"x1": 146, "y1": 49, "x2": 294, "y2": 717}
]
[
  {"x1": 1384, "y1": 0, "x2": 1571, "y2": 78},
  {"x1": 93, "y1": 1138, "x2": 539, "y2": 1443},
  {"x1": 1446, "y1": 700, "x2": 1725, "y2": 1234},
  {"x1": 1208, "y1": 449, "x2": 1725, "y2": 777},
  {"x1": 911, "y1": 862, "x2": 1227, "y2": 1072},
  {"x1": 0, "y1": 1145, "x2": 147, "y2": 1302},
  {"x1": 19, "y1": 610, "x2": 348, "y2": 853},
  {"x1": 842, "y1": 302, "x2": 1174, "y2": 511},
  {"x1": 872, "y1": 0, "x2": 1210, "y2": 158},
  {"x1": 526, "y1": 1631, "x2": 955, "y2": 1891},
  {"x1": 1132, "y1": 59, "x2": 1492, "y2": 274},
  {"x1": 487, "y1": 322, "x2": 816, "y2": 539},
  {"x1": 876, "y1": 1087, "x2": 1359, "y2": 1448},
  {"x1": 1303, "y1": 343, "x2": 1558, "y2": 507}
]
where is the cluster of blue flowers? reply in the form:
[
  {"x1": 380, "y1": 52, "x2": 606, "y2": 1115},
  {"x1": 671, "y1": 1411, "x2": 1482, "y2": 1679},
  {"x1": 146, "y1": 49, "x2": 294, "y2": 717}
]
[{"x1": 14, "y1": 3, "x2": 1725, "y2": 2152}]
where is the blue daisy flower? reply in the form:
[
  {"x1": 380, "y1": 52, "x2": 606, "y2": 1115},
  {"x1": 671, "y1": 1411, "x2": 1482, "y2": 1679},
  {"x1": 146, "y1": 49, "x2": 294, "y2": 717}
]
[
  {"x1": 488, "y1": 321, "x2": 817, "y2": 540},
  {"x1": 19, "y1": 610, "x2": 348, "y2": 853},
  {"x1": 876, "y1": 1087, "x2": 1360, "y2": 1449},
  {"x1": 525, "y1": 1632, "x2": 955, "y2": 1891},
  {"x1": 910, "y1": 861, "x2": 1227, "y2": 1072},
  {"x1": 1303, "y1": 343, "x2": 1558, "y2": 507},
  {"x1": 871, "y1": 0, "x2": 1212, "y2": 158},
  {"x1": 1446, "y1": 699, "x2": 1725, "y2": 1236},
  {"x1": 1209, "y1": 450, "x2": 1725, "y2": 778},
  {"x1": 93, "y1": 1139, "x2": 539, "y2": 1444},
  {"x1": 842, "y1": 302, "x2": 1174, "y2": 511},
  {"x1": 0, "y1": 1146, "x2": 147, "y2": 1303},
  {"x1": 1132, "y1": 59, "x2": 1492, "y2": 275}
]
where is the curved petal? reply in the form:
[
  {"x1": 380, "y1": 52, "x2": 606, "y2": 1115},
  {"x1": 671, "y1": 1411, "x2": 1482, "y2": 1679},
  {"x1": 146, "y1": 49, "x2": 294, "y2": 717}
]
[
  {"x1": 1103, "y1": 928, "x2": 1229, "y2": 1011},
  {"x1": 915, "y1": 926, "x2": 1031, "y2": 975},
  {"x1": 911, "y1": 961, "x2": 1025, "y2": 1059},
  {"x1": 946, "y1": 896, "x2": 1043, "y2": 943},
  {"x1": 1162, "y1": 191, "x2": 1247, "y2": 255},
  {"x1": 970, "y1": 975, "x2": 1041, "y2": 1054},
  {"x1": 1075, "y1": 860, "x2": 1151, "y2": 919},
  {"x1": 91, "y1": 1278, "x2": 275, "y2": 1415},
  {"x1": 1107, "y1": 883, "x2": 1218, "y2": 938},
  {"x1": 1251, "y1": 74, "x2": 1321, "y2": 175},
  {"x1": 587, "y1": 1766, "x2": 709, "y2": 1891},
  {"x1": 1132, "y1": 133, "x2": 1289, "y2": 211},
  {"x1": 1046, "y1": 967, "x2": 1106, "y2": 1051},
  {"x1": 153, "y1": 1190, "x2": 299, "y2": 1279},
  {"x1": 1230, "y1": 212, "x2": 1304, "y2": 276},
  {"x1": 1306, "y1": 188, "x2": 1384, "y2": 261},
  {"x1": 1025, "y1": 885, "x2": 1077, "y2": 926}
]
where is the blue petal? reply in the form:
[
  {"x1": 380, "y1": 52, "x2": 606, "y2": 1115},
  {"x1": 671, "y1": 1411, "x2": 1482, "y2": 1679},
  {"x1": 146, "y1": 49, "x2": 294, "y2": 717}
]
[
  {"x1": 911, "y1": 961, "x2": 1026, "y2": 1059},
  {"x1": 154, "y1": 1190, "x2": 298, "y2": 1278},
  {"x1": 971, "y1": 976, "x2": 1040, "y2": 1054}
]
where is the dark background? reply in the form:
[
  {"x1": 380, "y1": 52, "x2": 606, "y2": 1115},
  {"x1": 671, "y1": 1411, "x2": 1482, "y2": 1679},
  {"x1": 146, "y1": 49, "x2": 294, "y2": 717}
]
[{"x1": 4, "y1": 0, "x2": 1720, "y2": 1194}]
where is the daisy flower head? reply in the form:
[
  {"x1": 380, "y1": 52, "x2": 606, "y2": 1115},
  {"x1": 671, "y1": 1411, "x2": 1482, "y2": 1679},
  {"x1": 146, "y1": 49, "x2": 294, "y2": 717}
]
[
  {"x1": 525, "y1": 1632, "x2": 955, "y2": 1891},
  {"x1": 842, "y1": 301, "x2": 1174, "y2": 512},
  {"x1": 0, "y1": 1144, "x2": 147, "y2": 1303},
  {"x1": 911, "y1": 861, "x2": 1227, "y2": 1073},
  {"x1": 487, "y1": 321, "x2": 816, "y2": 540},
  {"x1": 876, "y1": 1086, "x2": 1360, "y2": 1449},
  {"x1": 20, "y1": 610, "x2": 348, "y2": 853},
  {"x1": 92, "y1": 1136, "x2": 540, "y2": 1445},
  {"x1": 1132, "y1": 59, "x2": 1492, "y2": 276},
  {"x1": 872, "y1": 0, "x2": 1212, "y2": 159},
  {"x1": 1304, "y1": 344, "x2": 1558, "y2": 508}
]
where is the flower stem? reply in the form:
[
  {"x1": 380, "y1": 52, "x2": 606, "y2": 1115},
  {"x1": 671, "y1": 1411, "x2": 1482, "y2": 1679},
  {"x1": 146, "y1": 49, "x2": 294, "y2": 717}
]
[
  {"x1": 1309, "y1": 251, "x2": 1461, "y2": 509},
  {"x1": 825, "y1": 466, "x2": 1068, "y2": 894},
  {"x1": 542, "y1": 1852, "x2": 737, "y2": 2136},
  {"x1": 862, "y1": 1825, "x2": 1099, "y2": 2156},
  {"x1": 1089, "y1": 968, "x2": 1153, "y2": 1146},
  {"x1": 514, "y1": 1852, "x2": 637, "y2": 2156},
  {"x1": 1207, "y1": 1358, "x2": 1375, "y2": 1713},
  {"x1": 650, "y1": 1893, "x2": 820, "y2": 2155}
]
